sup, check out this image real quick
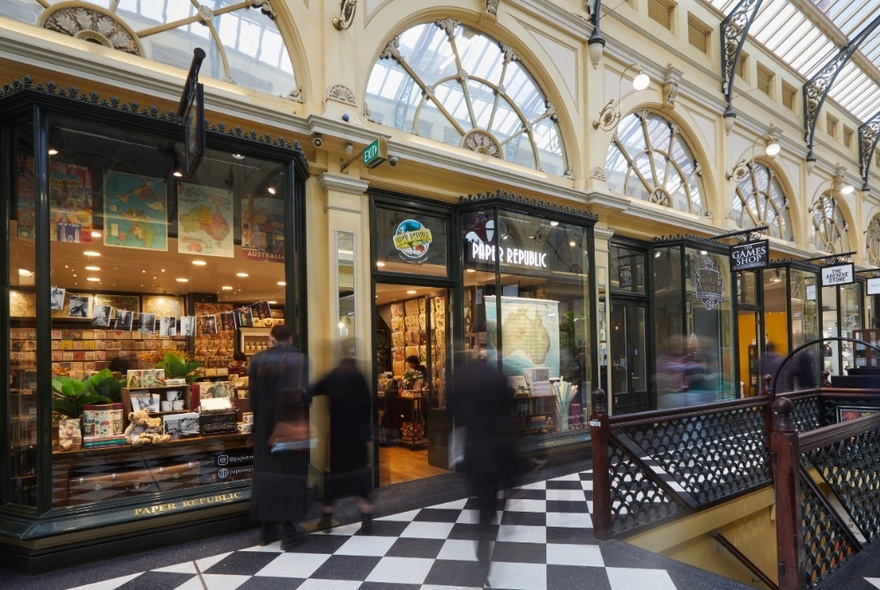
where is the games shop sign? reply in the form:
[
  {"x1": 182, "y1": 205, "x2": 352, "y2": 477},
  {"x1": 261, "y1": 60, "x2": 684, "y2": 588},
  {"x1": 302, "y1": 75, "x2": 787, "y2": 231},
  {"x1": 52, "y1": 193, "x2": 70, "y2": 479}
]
[{"x1": 730, "y1": 240, "x2": 768, "y2": 271}]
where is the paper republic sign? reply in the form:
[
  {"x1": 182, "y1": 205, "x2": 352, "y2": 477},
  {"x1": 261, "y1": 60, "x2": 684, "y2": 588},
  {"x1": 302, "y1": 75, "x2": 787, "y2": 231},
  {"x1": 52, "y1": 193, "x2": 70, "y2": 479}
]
[
  {"x1": 821, "y1": 263, "x2": 854, "y2": 287},
  {"x1": 392, "y1": 219, "x2": 433, "y2": 264},
  {"x1": 463, "y1": 215, "x2": 549, "y2": 270},
  {"x1": 730, "y1": 240, "x2": 769, "y2": 271}
]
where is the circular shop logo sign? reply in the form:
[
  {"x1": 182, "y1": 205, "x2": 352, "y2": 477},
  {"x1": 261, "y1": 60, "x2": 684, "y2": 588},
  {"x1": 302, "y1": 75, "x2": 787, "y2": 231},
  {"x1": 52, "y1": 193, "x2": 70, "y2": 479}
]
[{"x1": 393, "y1": 219, "x2": 432, "y2": 262}]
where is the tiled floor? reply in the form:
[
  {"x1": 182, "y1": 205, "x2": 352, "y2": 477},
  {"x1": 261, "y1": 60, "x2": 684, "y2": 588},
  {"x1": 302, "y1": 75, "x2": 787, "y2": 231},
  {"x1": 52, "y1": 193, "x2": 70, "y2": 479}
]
[{"x1": 60, "y1": 469, "x2": 753, "y2": 590}]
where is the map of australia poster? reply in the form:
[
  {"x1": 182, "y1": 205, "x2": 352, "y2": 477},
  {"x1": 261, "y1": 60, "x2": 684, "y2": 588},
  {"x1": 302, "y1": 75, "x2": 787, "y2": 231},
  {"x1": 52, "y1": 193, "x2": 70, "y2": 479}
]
[
  {"x1": 241, "y1": 193, "x2": 285, "y2": 262},
  {"x1": 484, "y1": 296, "x2": 560, "y2": 378},
  {"x1": 178, "y1": 183, "x2": 234, "y2": 257},
  {"x1": 103, "y1": 171, "x2": 168, "y2": 251}
]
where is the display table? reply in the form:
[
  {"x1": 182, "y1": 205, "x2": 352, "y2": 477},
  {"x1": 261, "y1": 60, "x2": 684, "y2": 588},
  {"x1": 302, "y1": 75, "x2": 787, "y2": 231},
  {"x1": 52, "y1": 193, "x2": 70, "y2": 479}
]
[{"x1": 381, "y1": 394, "x2": 426, "y2": 449}]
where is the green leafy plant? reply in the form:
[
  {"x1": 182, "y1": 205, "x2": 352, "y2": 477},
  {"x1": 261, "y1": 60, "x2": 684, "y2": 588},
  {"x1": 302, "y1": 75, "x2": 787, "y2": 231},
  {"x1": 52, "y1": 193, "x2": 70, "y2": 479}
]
[
  {"x1": 52, "y1": 369, "x2": 123, "y2": 419},
  {"x1": 157, "y1": 351, "x2": 202, "y2": 384}
]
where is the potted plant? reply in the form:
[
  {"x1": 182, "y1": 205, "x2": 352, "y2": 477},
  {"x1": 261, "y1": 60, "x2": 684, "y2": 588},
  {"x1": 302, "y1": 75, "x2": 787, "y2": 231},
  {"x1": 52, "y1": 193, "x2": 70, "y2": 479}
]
[
  {"x1": 157, "y1": 350, "x2": 202, "y2": 384},
  {"x1": 52, "y1": 371, "x2": 119, "y2": 419},
  {"x1": 52, "y1": 371, "x2": 118, "y2": 451}
]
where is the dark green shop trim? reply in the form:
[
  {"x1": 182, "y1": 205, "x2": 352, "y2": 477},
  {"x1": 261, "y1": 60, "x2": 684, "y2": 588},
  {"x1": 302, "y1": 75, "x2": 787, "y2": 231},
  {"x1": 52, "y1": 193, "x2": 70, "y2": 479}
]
[{"x1": 0, "y1": 483, "x2": 252, "y2": 574}]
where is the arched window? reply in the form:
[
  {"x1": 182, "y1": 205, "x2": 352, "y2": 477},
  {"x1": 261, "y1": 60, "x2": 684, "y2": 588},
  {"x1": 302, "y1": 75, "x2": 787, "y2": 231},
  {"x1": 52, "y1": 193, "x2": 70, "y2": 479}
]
[
  {"x1": 0, "y1": 1, "x2": 298, "y2": 98},
  {"x1": 810, "y1": 192, "x2": 849, "y2": 253},
  {"x1": 365, "y1": 19, "x2": 568, "y2": 176},
  {"x1": 867, "y1": 214, "x2": 880, "y2": 267},
  {"x1": 729, "y1": 162, "x2": 793, "y2": 241},
  {"x1": 605, "y1": 111, "x2": 705, "y2": 215}
]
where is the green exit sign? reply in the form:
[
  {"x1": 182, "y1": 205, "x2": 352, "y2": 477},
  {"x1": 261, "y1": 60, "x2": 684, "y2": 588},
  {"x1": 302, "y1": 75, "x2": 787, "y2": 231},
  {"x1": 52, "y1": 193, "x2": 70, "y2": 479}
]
[{"x1": 363, "y1": 137, "x2": 388, "y2": 168}]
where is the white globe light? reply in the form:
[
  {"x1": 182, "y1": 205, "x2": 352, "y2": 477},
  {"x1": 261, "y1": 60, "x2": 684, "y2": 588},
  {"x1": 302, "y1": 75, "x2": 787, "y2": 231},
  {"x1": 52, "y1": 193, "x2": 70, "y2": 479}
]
[{"x1": 632, "y1": 72, "x2": 650, "y2": 91}]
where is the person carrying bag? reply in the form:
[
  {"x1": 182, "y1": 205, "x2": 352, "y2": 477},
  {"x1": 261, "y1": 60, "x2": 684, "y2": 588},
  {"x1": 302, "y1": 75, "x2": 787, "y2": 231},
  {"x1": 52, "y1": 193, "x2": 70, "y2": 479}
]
[{"x1": 249, "y1": 324, "x2": 311, "y2": 550}]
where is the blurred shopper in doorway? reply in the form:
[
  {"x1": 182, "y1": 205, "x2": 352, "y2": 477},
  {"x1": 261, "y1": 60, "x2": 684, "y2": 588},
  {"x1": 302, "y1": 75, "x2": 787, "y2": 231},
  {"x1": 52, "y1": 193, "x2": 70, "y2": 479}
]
[
  {"x1": 313, "y1": 355, "x2": 374, "y2": 533},
  {"x1": 448, "y1": 353, "x2": 516, "y2": 571}
]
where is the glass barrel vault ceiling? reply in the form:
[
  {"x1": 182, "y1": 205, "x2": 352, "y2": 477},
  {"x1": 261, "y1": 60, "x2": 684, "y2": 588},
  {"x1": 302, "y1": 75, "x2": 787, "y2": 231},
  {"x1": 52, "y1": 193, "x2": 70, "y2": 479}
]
[{"x1": 707, "y1": 0, "x2": 880, "y2": 122}]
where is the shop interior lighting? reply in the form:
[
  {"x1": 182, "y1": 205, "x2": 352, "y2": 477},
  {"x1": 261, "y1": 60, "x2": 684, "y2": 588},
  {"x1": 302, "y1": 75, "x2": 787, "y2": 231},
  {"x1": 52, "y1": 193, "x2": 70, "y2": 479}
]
[
  {"x1": 91, "y1": 231, "x2": 102, "y2": 238},
  {"x1": 267, "y1": 187, "x2": 276, "y2": 195},
  {"x1": 236, "y1": 272, "x2": 249, "y2": 277},
  {"x1": 83, "y1": 250, "x2": 101, "y2": 257},
  {"x1": 221, "y1": 285, "x2": 233, "y2": 290},
  {"x1": 232, "y1": 153, "x2": 245, "y2": 160},
  {"x1": 18, "y1": 268, "x2": 33, "y2": 277},
  {"x1": 406, "y1": 290, "x2": 417, "y2": 294},
  {"x1": 86, "y1": 277, "x2": 100, "y2": 282},
  {"x1": 85, "y1": 266, "x2": 101, "y2": 271},
  {"x1": 277, "y1": 281, "x2": 286, "y2": 286},
  {"x1": 176, "y1": 278, "x2": 188, "y2": 282},
  {"x1": 592, "y1": 63, "x2": 650, "y2": 131},
  {"x1": 192, "y1": 260, "x2": 207, "y2": 266},
  {"x1": 376, "y1": 260, "x2": 386, "y2": 268},
  {"x1": 48, "y1": 148, "x2": 59, "y2": 156}
]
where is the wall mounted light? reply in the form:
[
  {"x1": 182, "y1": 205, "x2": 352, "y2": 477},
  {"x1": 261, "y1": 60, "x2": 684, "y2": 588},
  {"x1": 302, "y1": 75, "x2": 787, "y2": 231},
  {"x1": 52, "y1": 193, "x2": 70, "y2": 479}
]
[
  {"x1": 592, "y1": 64, "x2": 650, "y2": 131},
  {"x1": 834, "y1": 166, "x2": 855, "y2": 196},
  {"x1": 726, "y1": 126, "x2": 782, "y2": 182}
]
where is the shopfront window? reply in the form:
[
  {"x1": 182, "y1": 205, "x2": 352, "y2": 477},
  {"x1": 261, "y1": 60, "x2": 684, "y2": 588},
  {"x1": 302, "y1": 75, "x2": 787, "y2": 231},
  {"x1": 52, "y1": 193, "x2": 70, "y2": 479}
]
[
  {"x1": 8, "y1": 118, "x2": 38, "y2": 507},
  {"x1": 6, "y1": 108, "x2": 297, "y2": 510},
  {"x1": 653, "y1": 245, "x2": 735, "y2": 408},
  {"x1": 462, "y1": 207, "x2": 592, "y2": 436}
]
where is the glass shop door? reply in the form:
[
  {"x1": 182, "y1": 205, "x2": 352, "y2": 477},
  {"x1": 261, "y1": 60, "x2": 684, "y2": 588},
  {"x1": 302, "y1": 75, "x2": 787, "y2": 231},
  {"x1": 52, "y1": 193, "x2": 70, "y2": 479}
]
[{"x1": 609, "y1": 301, "x2": 649, "y2": 414}]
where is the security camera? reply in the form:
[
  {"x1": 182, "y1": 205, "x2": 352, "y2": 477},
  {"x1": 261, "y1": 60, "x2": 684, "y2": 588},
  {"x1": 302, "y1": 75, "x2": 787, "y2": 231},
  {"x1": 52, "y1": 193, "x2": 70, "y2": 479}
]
[
  {"x1": 313, "y1": 133, "x2": 323, "y2": 148},
  {"x1": 388, "y1": 156, "x2": 399, "y2": 167}
]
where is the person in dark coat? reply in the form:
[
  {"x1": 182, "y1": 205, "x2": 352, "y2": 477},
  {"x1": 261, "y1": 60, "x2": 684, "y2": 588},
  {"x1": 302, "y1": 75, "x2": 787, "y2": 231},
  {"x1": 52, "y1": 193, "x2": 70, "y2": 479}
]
[
  {"x1": 248, "y1": 324, "x2": 311, "y2": 549},
  {"x1": 448, "y1": 355, "x2": 516, "y2": 569},
  {"x1": 313, "y1": 357, "x2": 373, "y2": 533}
]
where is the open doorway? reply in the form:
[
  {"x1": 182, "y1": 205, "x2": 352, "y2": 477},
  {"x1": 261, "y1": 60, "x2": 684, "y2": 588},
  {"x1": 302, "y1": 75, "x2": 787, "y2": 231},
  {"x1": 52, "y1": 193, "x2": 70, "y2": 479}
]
[{"x1": 374, "y1": 282, "x2": 451, "y2": 485}]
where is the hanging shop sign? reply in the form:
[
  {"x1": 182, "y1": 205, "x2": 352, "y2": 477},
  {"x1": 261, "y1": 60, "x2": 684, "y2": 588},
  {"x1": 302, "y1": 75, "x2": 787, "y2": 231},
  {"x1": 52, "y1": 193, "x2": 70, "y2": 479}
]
[
  {"x1": 868, "y1": 278, "x2": 880, "y2": 295},
  {"x1": 821, "y1": 263, "x2": 854, "y2": 287},
  {"x1": 693, "y1": 258, "x2": 723, "y2": 310},
  {"x1": 730, "y1": 240, "x2": 769, "y2": 271},
  {"x1": 392, "y1": 219, "x2": 433, "y2": 263}
]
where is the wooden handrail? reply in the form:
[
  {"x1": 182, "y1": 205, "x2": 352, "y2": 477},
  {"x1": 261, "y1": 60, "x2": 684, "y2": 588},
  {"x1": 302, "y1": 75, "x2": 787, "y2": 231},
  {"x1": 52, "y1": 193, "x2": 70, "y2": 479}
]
[{"x1": 711, "y1": 532, "x2": 778, "y2": 590}]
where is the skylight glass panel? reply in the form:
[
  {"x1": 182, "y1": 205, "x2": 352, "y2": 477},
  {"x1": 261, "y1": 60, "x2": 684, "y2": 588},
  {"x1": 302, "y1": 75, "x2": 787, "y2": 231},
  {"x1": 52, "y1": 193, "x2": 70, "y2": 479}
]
[{"x1": 366, "y1": 20, "x2": 567, "y2": 174}]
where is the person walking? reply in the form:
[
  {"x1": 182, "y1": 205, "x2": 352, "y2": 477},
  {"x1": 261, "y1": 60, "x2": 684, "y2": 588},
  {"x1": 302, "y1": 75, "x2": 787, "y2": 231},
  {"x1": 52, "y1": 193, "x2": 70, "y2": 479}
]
[
  {"x1": 248, "y1": 324, "x2": 311, "y2": 550},
  {"x1": 313, "y1": 356, "x2": 374, "y2": 533},
  {"x1": 448, "y1": 354, "x2": 517, "y2": 570}
]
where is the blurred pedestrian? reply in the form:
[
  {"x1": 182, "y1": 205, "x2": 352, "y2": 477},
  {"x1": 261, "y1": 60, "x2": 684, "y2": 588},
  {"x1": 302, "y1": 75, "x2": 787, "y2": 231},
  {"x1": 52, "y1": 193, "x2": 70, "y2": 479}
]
[
  {"x1": 313, "y1": 357, "x2": 374, "y2": 533},
  {"x1": 759, "y1": 342, "x2": 787, "y2": 393},
  {"x1": 228, "y1": 351, "x2": 248, "y2": 377},
  {"x1": 249, "y1": 324, "x2": 311, "y2": 550},
  {"x1": 448, "y1": 355, "x2": 516, "y2": 568}
]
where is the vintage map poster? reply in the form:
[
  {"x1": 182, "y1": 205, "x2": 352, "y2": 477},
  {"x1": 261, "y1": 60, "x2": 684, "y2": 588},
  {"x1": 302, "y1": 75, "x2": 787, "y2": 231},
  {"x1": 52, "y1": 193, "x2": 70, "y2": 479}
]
[
  {"x1": 103, "y1": 171, "x2": 168, "y2": 251},
  {"x1": 484, "y1": 296, "x2": 560, "y2": 378},
  {"x1": 241, "y1": 193, "x2": 284, "y2": 262},
  {"x1": 15, "y1": 157, "x2": 93, "y2": 242},
  {"x1": 50, "y1": 161, "x2": 93, "y2": 243},
  {"x1": 177, "y1": 183, "x2": 234, "y2": 257}
]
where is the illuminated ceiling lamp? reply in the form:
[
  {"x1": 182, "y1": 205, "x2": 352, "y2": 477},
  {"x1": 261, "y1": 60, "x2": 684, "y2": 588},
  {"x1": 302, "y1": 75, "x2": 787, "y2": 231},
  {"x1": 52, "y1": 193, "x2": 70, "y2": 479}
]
[{"x1": 592, "y1": 63, "x2": 651, "y2": 131}]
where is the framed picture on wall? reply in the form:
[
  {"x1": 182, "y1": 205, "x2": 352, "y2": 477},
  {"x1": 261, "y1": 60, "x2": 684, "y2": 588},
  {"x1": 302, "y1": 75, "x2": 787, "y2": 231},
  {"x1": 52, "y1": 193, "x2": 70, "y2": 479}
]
[
  {"x1": 837, "y1": 405, "x2": 880, "y2": 423},
  {"x1": 142, "y1": 295, "x2": 185, "y2": 319}
]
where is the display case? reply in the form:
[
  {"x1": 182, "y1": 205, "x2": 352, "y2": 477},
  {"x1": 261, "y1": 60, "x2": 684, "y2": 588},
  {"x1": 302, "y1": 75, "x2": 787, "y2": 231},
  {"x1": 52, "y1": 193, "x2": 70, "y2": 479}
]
[
  {"x1": 853, "y1": 329, "x2": 880, "y2": 368},
  {"x1": 239, "y1": 326, "x2": 271, "y2": 357}
]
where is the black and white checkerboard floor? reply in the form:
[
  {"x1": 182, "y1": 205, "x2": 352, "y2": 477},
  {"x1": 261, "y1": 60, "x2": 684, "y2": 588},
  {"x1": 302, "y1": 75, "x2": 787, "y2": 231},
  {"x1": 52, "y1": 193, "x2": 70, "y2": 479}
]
[{"x1": 64, "y1": 469, "x2": 752, "y2": 590}]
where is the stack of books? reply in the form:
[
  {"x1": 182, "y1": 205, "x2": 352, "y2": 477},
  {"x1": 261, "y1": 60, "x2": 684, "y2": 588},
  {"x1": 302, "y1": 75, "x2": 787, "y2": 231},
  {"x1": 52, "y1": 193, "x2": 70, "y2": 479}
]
[{"x1": 83, "y1": 434, "x2": 127, "y2": 449}]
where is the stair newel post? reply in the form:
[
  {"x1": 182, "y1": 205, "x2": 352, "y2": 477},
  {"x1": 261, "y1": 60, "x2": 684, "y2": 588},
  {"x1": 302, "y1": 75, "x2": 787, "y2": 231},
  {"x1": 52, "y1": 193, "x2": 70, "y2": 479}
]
[{"x1": 770, "y1": 396, "x2": 805, "y2": 590}]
